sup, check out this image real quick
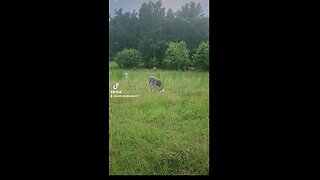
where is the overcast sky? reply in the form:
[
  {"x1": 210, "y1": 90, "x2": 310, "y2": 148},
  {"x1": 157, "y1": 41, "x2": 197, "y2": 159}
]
[{"x1": 109, "y1": 0, "x2": 209, "y2": 17}]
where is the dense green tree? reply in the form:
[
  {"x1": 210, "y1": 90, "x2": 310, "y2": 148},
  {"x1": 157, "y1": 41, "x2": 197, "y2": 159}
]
[
  {"x1": 109, "y1": 9, "x2": 141, "y2": 59},
  {"x1": 192, "y1": 41, "x2": 209, "y2": 70},
  {"x1": 163, "y1": 41, "x2": 191, "y2": 70},
  {"x1": 137, "y1": 1, "x2": 167, "y2": 68},
  {"x1": 175, "y1": 2, "x2": 208, "y2": 51}
]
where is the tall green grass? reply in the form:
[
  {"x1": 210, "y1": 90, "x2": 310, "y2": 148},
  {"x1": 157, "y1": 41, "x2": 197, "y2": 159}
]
[{"x1": 109, "y1": 62, "x2": 209, "y2": 175}]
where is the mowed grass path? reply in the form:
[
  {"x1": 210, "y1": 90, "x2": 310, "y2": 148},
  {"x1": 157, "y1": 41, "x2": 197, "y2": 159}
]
[{"x1": 109, "y1": 63, "x2": 209, "y2": 175}]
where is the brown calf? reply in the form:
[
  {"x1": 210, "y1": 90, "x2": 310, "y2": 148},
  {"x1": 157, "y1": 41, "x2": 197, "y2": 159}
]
[
  {"x1": 184, "y1": 66, "x2": 195, "y2": 71},
  {"x1": 152, "y1": 67, "x2": 158, "y2": 71}
]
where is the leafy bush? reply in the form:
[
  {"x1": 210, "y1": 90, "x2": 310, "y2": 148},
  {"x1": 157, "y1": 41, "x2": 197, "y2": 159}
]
[
  {"x1": 114, "y1": 48, "x2": 142, "y2": 68},
  {"x1": 109, "y1": 61, "x2": 120, "y2": 69},
  {"x1": 163, "y1": 41, "x2": 191, "y2": 70},
  {"x1": 192, "y1": 41, "x2": 209, "y2": 70}
]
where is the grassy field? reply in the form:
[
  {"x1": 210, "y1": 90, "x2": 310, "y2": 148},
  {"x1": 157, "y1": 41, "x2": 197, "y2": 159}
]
[{"x1": 109, "y1": 62, "x2": 209, "y2": 175}]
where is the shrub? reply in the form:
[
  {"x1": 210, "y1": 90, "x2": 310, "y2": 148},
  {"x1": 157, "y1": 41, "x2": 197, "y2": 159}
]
[
  {"x1": 109, "y1": 61, "x2": 120, "y2": 69},
  {"x1": 163, "y1": 41, "x2": 191, "y2": 70},
  {"x1": 114, "y1": 48, "x2": 142, "y2": 68},
  {"x1": 192, "y1": 41, "x2": 209, "y2": 71}
]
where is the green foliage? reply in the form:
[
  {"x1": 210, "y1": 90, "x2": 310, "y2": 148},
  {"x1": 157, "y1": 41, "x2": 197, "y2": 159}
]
[
  {"x1": 114, "y1": 48, "x2": 142, "y2": 68},
  {"x1": 163, "y1": 41, "x2": 191, "y2": 70},
  {"x1": 109, "y1": 8, "x2": 140, "y2": 59},
  {"x1": 109, "y1": 0, "x2": 209, "y2": 70},
  {"x1": 109, "y1": 61, "x2": 120, "y2": 69},
  {"x1": 176, "y1": 2, "x2": 203, "y2": 22},
  {"x1": 192, "y1": 41, "x2": 209, "y2": 70}
]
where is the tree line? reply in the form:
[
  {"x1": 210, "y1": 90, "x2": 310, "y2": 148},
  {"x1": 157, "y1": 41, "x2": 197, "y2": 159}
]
[{"x1": 109, "y1": 0, "x2": 209, "y2": 71}]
